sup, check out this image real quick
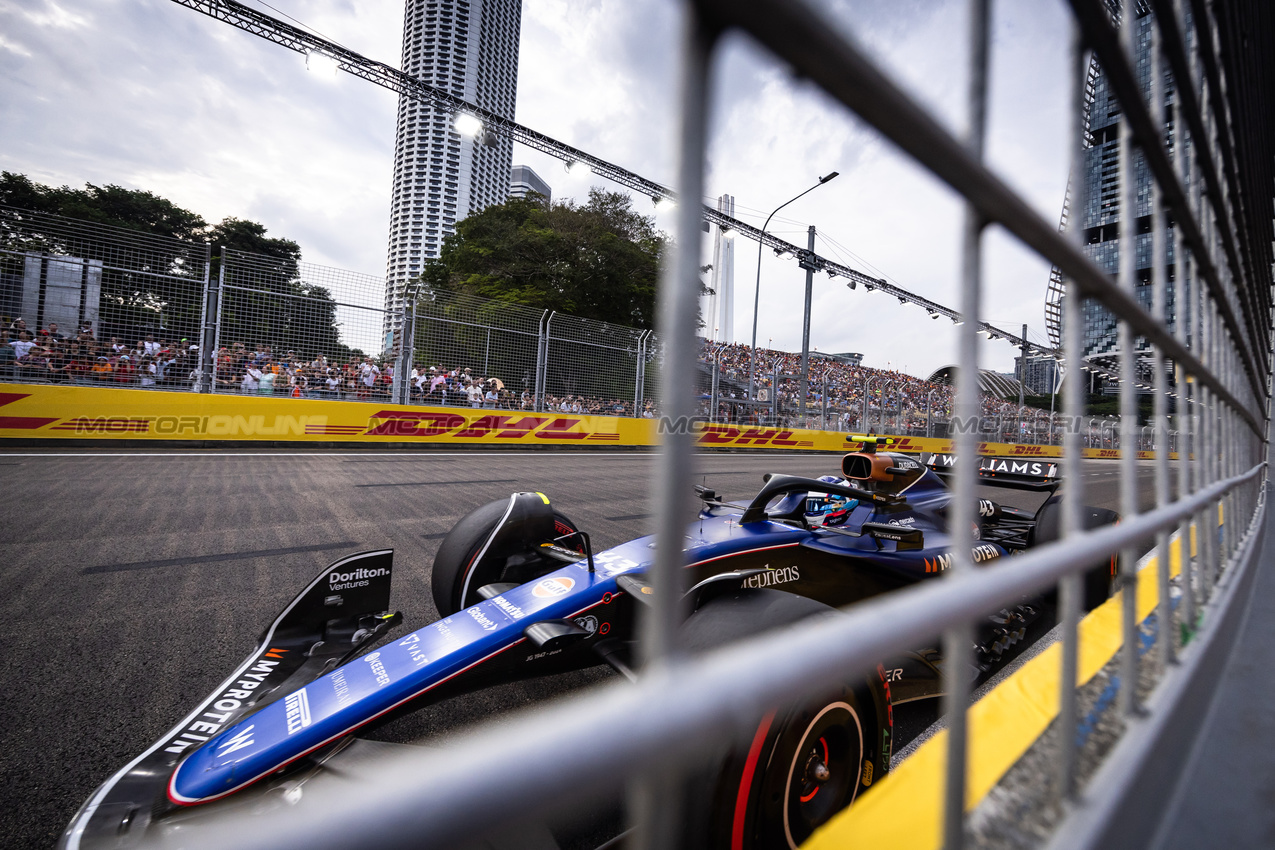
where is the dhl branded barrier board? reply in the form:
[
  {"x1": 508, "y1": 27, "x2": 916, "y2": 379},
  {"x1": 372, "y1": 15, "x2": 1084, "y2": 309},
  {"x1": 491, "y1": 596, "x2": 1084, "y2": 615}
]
[{"x1": 0, "y1": 385, "x2": 1176, "y2": 458}]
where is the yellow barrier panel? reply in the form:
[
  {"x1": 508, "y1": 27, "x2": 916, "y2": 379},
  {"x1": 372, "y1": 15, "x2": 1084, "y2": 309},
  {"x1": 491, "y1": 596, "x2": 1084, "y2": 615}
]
[
  {"x1": 0, "y1": 384, "x2": 1179, "y2": 459},
  {"x1": 803, "y1": 525, "x2": 1201, "y2": 849}
]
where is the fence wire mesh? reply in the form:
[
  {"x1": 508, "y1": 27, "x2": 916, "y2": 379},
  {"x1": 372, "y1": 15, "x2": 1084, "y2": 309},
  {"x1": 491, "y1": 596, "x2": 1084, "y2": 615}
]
[{"x1": 0, "y1": 203, "x2": 209, "y2": 386}]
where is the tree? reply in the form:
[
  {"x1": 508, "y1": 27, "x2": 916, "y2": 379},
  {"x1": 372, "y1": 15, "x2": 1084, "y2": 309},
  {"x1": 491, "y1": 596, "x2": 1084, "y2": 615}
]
[
  {"x1": 421, "y1": 188, "x2": 665, "y2": 328},
  {"x1": 0, "y1": 172, "x2": 351, "y2": 360}
]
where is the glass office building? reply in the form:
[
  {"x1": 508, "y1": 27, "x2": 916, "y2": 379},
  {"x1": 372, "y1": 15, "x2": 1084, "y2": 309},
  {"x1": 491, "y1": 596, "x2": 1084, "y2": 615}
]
[{"x1": 1075, "y1": 4, "x2": 1185, "y2": 361}]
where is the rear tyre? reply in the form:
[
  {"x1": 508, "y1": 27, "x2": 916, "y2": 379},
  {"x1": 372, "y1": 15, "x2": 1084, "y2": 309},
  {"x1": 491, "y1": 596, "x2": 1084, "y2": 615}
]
[
  {"x1": 1032, "y1": 496, "x2": 1120, "y2": 610},
  {"x1": 431, "y1": 499, "x2": 581, "y2": 616},
  {"x1": 679, "y1": 589, "x2": 890, "y2": 849}
]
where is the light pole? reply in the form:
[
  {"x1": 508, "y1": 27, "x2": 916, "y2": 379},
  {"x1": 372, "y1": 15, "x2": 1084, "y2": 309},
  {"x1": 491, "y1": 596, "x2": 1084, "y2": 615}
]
[{"x1": 747, "y1": 172, "x2": 840, "y2": 406}]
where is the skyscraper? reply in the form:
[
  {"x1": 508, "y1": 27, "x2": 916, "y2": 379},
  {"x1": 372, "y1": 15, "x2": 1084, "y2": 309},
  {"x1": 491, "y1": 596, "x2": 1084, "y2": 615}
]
[
  {"x1": 509, "y1": 164, "x2": 551, "y2": 203},
  {"x1": 384, "y1": 0, "x2": 522, "y2": 330},
  {"x1": 706, "y1": 194, "x2": 735, "y2": 342},
  {"x1": 1074, "y1": 4, "x2": 1181, "y2": 363}
]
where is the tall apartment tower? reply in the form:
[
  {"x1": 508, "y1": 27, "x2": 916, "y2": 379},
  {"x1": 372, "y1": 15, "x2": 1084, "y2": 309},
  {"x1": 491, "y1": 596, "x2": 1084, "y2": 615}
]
[
  {"x1": 706, "y1": 194, "x2": 735, "y2": 342},
  {"x1": 384, "y1": 0, "x2": 523, "y2": 330},
  {"x1": 1075, "y1": 4, "x2": 1183, "y2": 361}
]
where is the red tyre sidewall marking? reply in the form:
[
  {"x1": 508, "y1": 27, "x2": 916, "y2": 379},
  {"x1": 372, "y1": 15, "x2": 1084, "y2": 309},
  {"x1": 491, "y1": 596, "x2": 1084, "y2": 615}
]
[
  {"x1": 732, "y1": 710, "x2": 775, "y2": 850},
  {"x1": 798, "y1": 737, "x2": 829, "y2": 803}
]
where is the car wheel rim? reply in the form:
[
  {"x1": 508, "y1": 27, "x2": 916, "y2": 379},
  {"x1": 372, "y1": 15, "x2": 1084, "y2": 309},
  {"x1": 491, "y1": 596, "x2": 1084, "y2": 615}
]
[{"x1": 781, "y1": 701, "x2": 862, "y2": 849}]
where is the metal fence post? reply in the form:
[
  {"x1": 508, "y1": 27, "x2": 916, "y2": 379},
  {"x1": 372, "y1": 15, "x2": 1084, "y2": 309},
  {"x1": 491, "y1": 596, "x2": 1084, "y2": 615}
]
[
  {"x1": 209, "y1": 246, "x2": 226, "y2": 394},
  {"x1": 710, "y1": 349, "x2": 720, "y2": 423},
  {"x1": 196, "y1": 243, "x2": 216, "y2": 393}
]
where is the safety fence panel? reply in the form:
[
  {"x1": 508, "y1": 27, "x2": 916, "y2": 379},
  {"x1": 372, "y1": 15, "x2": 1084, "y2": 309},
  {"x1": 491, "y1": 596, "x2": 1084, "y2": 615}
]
[
  {"x1": 213, "y1": 248, "x2": 388, "y2": 397},
  {"x1": 544, "y1": 313, "x2": 650, "y2": 417},
  {"x1": 0, "y1": 204, "x2": 210, "y2": 386},
  {"x1": 406, "y1": 288, "x2": 544, "y2": 409}
]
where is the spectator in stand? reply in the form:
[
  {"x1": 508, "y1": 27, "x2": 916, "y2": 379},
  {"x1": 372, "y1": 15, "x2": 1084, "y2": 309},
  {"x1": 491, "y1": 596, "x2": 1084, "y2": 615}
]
[
  {"x1": 484, "y1": 381, "x2": 499, "y2": 409},
  {"x1": 358, "y1": 358, "x2": 379, "y2": 400},
  {"x1": 114, "y1": 354, "x2": 136, "y2": 384},
  {"x1": 138, "y1": 355, "x2": 157, "y2": 388},
  {"x1": 10, "y1": 330, "x2": 36, "y2": 360},
  {"x1": 259, "y1": 360, "x2": 276, "y2": 395},
  {"x1": 77, "y1": 320, "x2": 95, "y2": 341},
  {"x1": 242, "y1": 361, "x2": 262, "y2": 394},
  {"x1": 141, "y1": 335, "x2": 161, "y2": 358},
  {"x1": 43, "y1": 322, "x2": 65, "y2": 342}
]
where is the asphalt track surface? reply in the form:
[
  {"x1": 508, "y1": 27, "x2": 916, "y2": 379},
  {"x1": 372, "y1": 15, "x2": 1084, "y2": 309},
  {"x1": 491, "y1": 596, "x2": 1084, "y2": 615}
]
[{"x1": 0, "y1": 450, "x2": 1161, "y2": 849}]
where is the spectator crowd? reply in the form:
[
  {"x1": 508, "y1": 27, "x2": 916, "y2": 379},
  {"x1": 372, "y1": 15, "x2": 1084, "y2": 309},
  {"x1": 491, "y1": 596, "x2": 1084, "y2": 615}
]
[{"x1": 2, "y1": 320, "x2": 1038, "y2": 435}]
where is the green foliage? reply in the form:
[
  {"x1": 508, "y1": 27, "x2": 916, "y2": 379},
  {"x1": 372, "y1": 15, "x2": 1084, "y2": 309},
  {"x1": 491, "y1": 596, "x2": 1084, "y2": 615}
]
[
  {"x1": 0, "y1": 172, "x2": 350, "y2": 359},
  {"x1": 420, "y1": 188, "x2": 665, "y2": 329}
]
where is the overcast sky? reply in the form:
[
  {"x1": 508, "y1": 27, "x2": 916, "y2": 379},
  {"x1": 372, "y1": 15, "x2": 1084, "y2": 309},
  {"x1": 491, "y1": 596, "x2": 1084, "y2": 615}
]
[{"x1": 1, "y1": 0, "x2": 1075, "y2": 377}]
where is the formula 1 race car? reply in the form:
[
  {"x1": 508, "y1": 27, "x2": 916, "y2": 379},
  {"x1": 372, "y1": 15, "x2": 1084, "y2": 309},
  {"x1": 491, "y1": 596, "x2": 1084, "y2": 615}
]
[{"x1": 61, "y1": 438, "x2": 1117, "y2": 850}]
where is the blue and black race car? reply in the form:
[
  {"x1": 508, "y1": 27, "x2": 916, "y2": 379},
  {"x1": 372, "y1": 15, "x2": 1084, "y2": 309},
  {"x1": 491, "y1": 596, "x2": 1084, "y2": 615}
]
[{"x1": 60, "y1": 438, "x2": 1116, "y2": 850}]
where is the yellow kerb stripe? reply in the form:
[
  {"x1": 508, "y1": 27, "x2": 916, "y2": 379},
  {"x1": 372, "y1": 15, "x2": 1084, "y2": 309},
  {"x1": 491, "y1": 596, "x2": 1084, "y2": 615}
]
[{"x1": 803, "y1": 521, "x2": 1206, "y2": 849}]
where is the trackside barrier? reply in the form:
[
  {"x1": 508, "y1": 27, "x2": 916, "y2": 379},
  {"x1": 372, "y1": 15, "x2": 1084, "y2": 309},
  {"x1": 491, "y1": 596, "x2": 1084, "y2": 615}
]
[
  {"x1": 804, "y1": 511, "x2": 1220, "y2": 848},
  {"x1": 0, "y1": 384, "x2": 1183, "y2": 458}
]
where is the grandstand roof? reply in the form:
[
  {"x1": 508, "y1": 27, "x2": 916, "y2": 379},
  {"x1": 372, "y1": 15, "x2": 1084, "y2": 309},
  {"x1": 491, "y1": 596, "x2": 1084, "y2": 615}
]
[{"x1": 925, "y1": 365, "x2": 1022, "y2": 399}]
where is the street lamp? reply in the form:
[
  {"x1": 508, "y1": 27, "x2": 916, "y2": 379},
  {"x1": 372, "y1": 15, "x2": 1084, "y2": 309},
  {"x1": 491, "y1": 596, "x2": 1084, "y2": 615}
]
[{"x1": 747, "y1": 172, "x2": 840, "y2": 404}]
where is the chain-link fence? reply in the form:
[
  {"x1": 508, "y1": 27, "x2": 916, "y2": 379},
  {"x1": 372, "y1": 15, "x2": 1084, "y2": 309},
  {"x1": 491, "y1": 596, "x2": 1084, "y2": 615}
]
[
  {"x1": 1, "y1": 203, "x2": 1118, "y2": 436},
  {"x1": 0, "y1": 204, "x2": 210, "y2": 386}
]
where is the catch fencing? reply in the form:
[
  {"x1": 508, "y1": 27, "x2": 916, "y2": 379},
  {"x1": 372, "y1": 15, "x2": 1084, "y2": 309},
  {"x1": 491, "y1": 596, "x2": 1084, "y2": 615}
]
[{"x1": 175, "y1": 1, "x2": 1271, "y2": 850}]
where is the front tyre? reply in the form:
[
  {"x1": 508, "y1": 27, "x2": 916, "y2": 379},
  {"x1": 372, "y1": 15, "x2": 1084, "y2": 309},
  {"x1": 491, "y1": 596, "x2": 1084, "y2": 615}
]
[{"x1": 431, "y1": 498, "x2": 581, "y2": 617}]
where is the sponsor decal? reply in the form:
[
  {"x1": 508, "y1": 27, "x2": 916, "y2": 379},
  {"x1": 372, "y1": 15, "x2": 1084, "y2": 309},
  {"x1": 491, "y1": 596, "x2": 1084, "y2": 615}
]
[
  {"x1": 398, "y1": 633, "x2": 428, "y2": 666},
  {"x1": 331, "y1": 669, "x2": 353, "y2": 707},
  {"x1": 862, "y1": 759, "x2": 874, "y2": 787},
  {"x1": 696, "y1": 424, "x2": 807, "y2": 447},
  {"x1": 324, "y1": 594, "x2": 342, "y2": 606},
  {"x1": 594, "y1": 551, "x2": 640, "y2": 577},
  {"x1": 163, "y1": 655, "x2": 281, "y2": 754},
  {"x1": 284, "y1": 690, "x2": 312, "y2": 735},
  {"x1": 882, "y1": 667, "x2": 903, "y2": 683},
  {"x1": 980, "y1": 458, "x2": 1057, "y2": 478},
  {"x1": 214, "y1": 724, "x2": 256, "y2": 758},
  {"x1": 888, "y1": 517, "x2": 917, "y2": 527},
  {"x1": 364, "y1": 651, "x2": 391, "y2": 687},
  {"x1": 741, "y1": 565, "x2": 801, "y2": 589},
  {"x1": 466, "y1": 608, "x2": 499, "y2": 631},
  {"x1": 1009, "y1": 444, "x2": 1050, "y2": 455},
  {"x1": 924, "y1": 553, "x2": 953, "y2": 574},
  {"x1": 49, "y1": 414, "x2": 329, "y2": 436},
  {"x1": 972, "y1": 543, "x2": 1001, "y2": 564},
  {"x1": 927, "y1": 545, "x2": 1000, "y2": 571},
  {"x1": 978, "y1": 499, "x2": 997, "y2": 517},
  {"x1": 532, "y1": 576, "x2": 575, "y2": 598},
  {"x1": 363, "y1": 411, "x2": 607, "y2": 441},
  {"x1": 329, "y1": 566, "x2": 390, "y2": 591},
  {"x1": 436, "y1": 620, "x2": 460, "y2": 647},
  {"x1": 491, "y1": 595, "x2": 526, "y2": 620},
  {"x1": 575, "y1": 615, "x2": 599, "y2": 634}
]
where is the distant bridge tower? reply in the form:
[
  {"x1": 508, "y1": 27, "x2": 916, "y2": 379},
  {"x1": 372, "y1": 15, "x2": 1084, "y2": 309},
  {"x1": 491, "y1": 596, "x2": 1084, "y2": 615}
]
[{"x1": 707, "y1": 194, "x2": 735, "y2": 342}]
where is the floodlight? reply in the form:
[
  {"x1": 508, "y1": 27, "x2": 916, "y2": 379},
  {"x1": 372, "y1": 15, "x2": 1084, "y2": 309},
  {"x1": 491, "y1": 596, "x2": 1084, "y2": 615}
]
[
  {"x1": 306, "y1": 50, "x2": 340, "y2": 77},
  {"x1": 454, "y1": 114, "x2": 483, "y2": 137}
]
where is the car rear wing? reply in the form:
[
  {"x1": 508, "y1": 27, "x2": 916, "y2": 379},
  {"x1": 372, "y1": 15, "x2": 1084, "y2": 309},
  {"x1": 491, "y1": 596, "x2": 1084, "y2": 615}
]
[{"x1": 924, "y1": 453, "x2": 1061, "y2": 492}]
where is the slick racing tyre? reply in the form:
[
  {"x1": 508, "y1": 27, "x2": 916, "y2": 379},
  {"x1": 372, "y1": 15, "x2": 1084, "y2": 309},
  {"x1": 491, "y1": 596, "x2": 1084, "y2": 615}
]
[
  {"x1": 1031, "y1": 495, "x2": 1121, "y2": 611},
  {"x1": 431, "y1": 498, "x2": 582, "y2": 616},
  {"x1": 679, "y1": 588, "x2": 891, "y2": 850}
]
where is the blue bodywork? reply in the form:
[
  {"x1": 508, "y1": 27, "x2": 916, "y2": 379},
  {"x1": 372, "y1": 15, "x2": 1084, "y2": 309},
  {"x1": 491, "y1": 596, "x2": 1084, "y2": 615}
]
[{"x1": 168, "y1": 462, "x2": 1005, "y2": 805}]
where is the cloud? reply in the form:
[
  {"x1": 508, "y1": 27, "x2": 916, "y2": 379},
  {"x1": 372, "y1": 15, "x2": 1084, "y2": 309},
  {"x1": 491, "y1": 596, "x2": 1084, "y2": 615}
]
[{"x1": 0, "y1": 0, "x2": 1072, "y2": 378}]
